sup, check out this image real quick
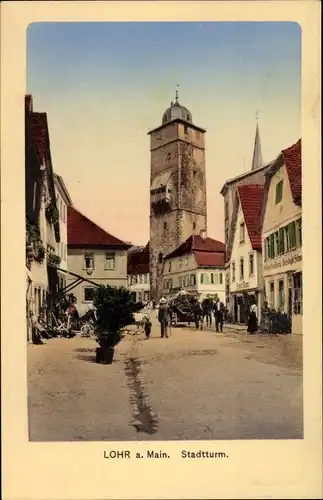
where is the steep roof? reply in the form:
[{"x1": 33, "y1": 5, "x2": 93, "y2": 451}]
[
  {"x1": 54, "y1": 173, "x2": 73, "y2": 206},
  {"x1": 29, "y1": 112, "x2": 47, "y2": 164},
  {"x1": 251, "y1": 122, "x2": 263, "y2": 171},
  {"x1": 67, "y1": 206, "x2": 130, "y2": 249},
  {"x1": 165, "y1": 235, "x2": 225, "y2": 260},
  {"x1": 282, "y1": 139, "x2": 302, "y2": 205},
  {"x1": 128, "y1": 242, "x2": 150, "y2": 274},
  {"x1": 193, "y1": 251, "x2": 225, "y2": 268},
  {"x1": 237, "y1": 184, "x2": 264, "y2": 250}
]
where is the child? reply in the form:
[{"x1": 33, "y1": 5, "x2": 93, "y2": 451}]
[{"x1": 143, "y1": 315, "x2": 152, "y2": 339}]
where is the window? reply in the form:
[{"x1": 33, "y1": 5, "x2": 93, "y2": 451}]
[
  {"x1": 274, "y1": 232, "x2": 279, "y2": 256},
  {"x1": 232, "y1": 262, "x2": 235, "y2": 282},
  {"x1": 249, "y1": 254, "x2": 254, "y2": 276},
  {"x1": 240, "y1": 258, "x2": 244, "y2": 280},
  {"x1": 193, "y1": 170, "x2": 197, "y2": 178},
  {"x1": 84, "y1": 253, "x2": 94, "y2": 270},
  {"x1": 144, "y1": 274, "x2": 148, "y2": 284},
  {"x1": 293, "y1": 272, "x2": 302, "y2": 315},
  {"x1": 178, "y1": 259, "x2": 182, "y2": 269},
  {"x1": 214, "y1": 274, "x2": 219, "y2": 284},
  {"x1": 296, "y1": 218, "x2": 302, "y2": 247},
  {"x1": 184, "y1": 125, "x2": 188, "y2": 135},
  {"x1": 278, "y1": 279, "x2": 285, "y2": 310},
  {"x1": 275, "y1": 180, "x2": 283, "y2": 204},
  {"x1": 278, "y1": 227, "x2": 285, "y2": 254},
  {"x1": 210, "y1": 273, "x2": 214, "y2": 284},
  {"x1": 200, "y1": 273, "x2": 204, "y2": 284},
  {"x1": 219, "y1": 273, "x2": 223, "y2": 284},
  {"x1": 168, "y1": 261, "x2": 172, "y2": 272},
  {"x1": 269, "y1": 281, "x2": 275, "y2": 309},
  {"x1": 84, "y1": 287, "x2": 95, "y2": 302},
  {"x1": 190, "y1": 274, "x2": 196, "y2": 286},
  {"x1": 193, "y1": 222, "x2": 196, "y2": 231},
  {"x1": 163, "y1": 280, "x2": 167, "y2": 290},
  {"x1": 138, "y1": 275, "x2": 142, "y2": 284},
  {"x1": 239, "y1": 222, "x2": 245, "y2": 243},
  {"x1": 164, "y1": 222, "x2": 167, "y2": 230},
  {"x1": 105, "y1": 253, "x2": 115, "y2": 270},
  {"x1": 178, "y1": 277, "x2": 183, "y2": 288},
  {"x1": 158, "y1": 252, "x2": 163, "y2": 264},
  {"x1": 289, "y1": 222, "x2": 296, "y2": 249},
  {"x1": 169, "y1": 279, "x2": 173, "y2": 289},
  {"x1": 184, "y1": 256, "x2": 189, "y2": 266},
  {"x1": 266, "y1": 233, "x2": 275, "y2": 259}
]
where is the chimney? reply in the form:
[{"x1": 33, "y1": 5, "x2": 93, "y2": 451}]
[{"x1": 200, "y1": 229, "x2": 207, "y2": 240}]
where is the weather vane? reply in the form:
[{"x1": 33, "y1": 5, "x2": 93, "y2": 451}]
[{"x1": 175, "y1": 84, "x2": 180, "y2": 103}]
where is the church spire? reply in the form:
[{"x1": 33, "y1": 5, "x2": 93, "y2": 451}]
[{"x1": 251, "y1": 112, "x2": 263, "y2": 170}]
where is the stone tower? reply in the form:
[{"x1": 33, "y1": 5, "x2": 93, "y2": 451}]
[{"x1": 148, "y1": 93, "x2": 207, "y2": 300}]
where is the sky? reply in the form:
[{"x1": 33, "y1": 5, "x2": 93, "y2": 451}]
[{"x1": 27, "y1": 22, "x2": 301, "y2": 245}]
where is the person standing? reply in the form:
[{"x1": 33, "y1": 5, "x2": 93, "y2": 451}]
[
  {"x1": 143, "y1": 315, "x2": 152, "y2": 339},
  {"x1": 158, "y1": 296, "x2": 170, "y2": 338},
  {"x1": 193, "y1": 299, "x2": 202, "y2": 329},
  {"x1": 214, "y1": 298, "x2": 224, "y2": 332},
  {"x1": 247, "y1": 298, "x2": 258, "y2": 334}
]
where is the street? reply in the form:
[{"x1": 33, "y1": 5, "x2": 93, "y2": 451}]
[{"x1": 28, "y1": 320, "x2": 303, "y2": 441}]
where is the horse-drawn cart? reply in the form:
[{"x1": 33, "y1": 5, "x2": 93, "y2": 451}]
[{"x1": 168, "y1": 290, "x2": 198, "y2": 327}]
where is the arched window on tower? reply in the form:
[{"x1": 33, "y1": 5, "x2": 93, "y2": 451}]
[{"x1": 158, "y1": 252, "x2": 163, "y2": 264}]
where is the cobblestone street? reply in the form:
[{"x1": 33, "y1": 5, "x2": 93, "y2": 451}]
[{"x1": 28, "y1": 320, "x2": 303, "y2": 441}]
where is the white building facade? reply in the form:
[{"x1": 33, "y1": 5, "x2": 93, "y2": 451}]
[
  {"x1": 162, "y1": 235, "x2": 226, "y2": 302},
  {"x1": 54, "y1": 174, "x2": 73, "y2": 291},
  {"x1": 229, "y1": 184, "x2": 264, "y2": 324},
  {"x1": 261, "y1": 139, "x2": 302, "y2": 334}
]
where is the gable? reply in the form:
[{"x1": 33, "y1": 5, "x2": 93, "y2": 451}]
[
  {"x1": 262, "y1": 164, "x2": 301, "y2": 234},
  {"x1": 231, "y1": 201, "x2": 253, "y2": 260}
]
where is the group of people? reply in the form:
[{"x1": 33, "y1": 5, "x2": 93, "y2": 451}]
[
  {"x1": 142, "y1": 295, "x2": 226, "y2": 340},
  {"x1": 192, "y1": 297, "x2": 225, "y2": 332}
]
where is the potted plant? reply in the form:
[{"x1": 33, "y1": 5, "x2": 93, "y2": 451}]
[
  {"x1": 48, "y1": 253, "x2": 61, "y2": 267},
  {"x1": 93, "y1": 285, "x2": 136, "y2": 364},
  {"x1": 45, "y1": 202, "x2": 59, "y2": 225},
  {"x1": 34, "y1": 243, "x2": 46, "y2": 263}
]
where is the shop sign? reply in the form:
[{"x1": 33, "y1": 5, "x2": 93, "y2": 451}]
[
  {"x1": 236, "y1": 281, "x2": 250, "y2": 290},
  {"x1": 264, "y1": 250, "x2": 302, "y2": 272}
]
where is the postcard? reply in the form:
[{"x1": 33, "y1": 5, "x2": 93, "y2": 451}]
[{"x1": 1, "y1": 1, "x2": 322, "y2": 499}]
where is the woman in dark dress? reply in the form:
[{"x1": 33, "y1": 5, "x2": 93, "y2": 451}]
[{"x1": 247, "y1": 298, "x2": 258, "y2": 334}]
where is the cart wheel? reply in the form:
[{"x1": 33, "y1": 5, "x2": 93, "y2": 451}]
[{"x1": 81, "y1": 323, "x2": 93, "y2": 337}]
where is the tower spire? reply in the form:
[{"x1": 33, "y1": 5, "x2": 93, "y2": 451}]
[{"x1": 251, "y1": 111, "x2": 263, "y2": 170}]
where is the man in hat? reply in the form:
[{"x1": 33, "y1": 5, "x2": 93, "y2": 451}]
[{"x1": 158, "y1": 296, "x2": 170, "y2": 338}]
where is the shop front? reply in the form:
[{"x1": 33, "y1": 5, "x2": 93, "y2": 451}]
[
  {"x1": 231, "y1": 287, "x2": 261, "y2": 325},
  {"x1": 263, "y1": 248, "x2": 302, "y2": 334}
]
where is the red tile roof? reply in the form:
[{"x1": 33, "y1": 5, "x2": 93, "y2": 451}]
[
  {"x1": 193, "y1": 251, "x2": 225, "y2": 268},
  {"x1": 165, "y1": 235, "x2": 225, "y2": 259},
  {"x1": 29, "y1": 112, "x2": 47, "y2": 163},
  {"x1": 67, "y1": 206, "x2": 130, "y2": 248},
  {"x1": 282, "y1": 139, "x2": 302, "y2": 205},
  {"x1": 128, "y1": 243, "x2": 150, "y2": 274},
  {"x1": 237, "y1": 184, "x2": 264, "y2": 250}
]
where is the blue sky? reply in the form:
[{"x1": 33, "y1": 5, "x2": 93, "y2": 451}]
[{"x1": 27, "y1": 22, "x2": 301, "y2": 244}]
